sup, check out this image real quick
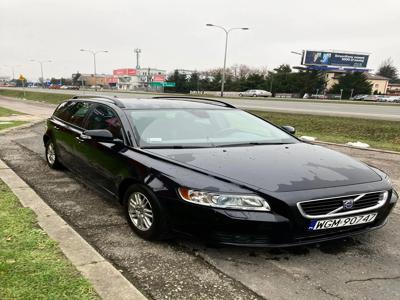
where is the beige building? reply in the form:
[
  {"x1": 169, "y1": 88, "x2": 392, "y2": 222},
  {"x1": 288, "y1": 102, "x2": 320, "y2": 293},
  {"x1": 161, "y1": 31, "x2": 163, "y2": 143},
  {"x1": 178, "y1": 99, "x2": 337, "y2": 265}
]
[
  {"x1": 325, "y1": 71, "x2": 389, "y2": 94},
  {"x1": 364, "y1": 73, "x2": 389, "y2": 94},
  {"x1": 74, "y1": 74, "x2": 111, "y2": 87}
]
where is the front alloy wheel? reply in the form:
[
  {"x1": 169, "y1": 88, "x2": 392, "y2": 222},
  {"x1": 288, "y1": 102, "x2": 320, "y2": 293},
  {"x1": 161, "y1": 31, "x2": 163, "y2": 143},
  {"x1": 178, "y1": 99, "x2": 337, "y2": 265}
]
[
  {"x1": 124, "y1": 184, "x2": 171, "y2": 240},
  {"x1": 128, "y1": 192, "x2": 154, "y2": 231}
]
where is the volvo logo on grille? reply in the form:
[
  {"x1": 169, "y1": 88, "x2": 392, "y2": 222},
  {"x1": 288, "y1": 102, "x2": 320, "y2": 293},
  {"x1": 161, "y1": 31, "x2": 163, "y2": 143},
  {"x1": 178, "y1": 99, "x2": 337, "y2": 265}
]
[{"x1": 343, "y1": 199, "x2": 354, "y2": 210}]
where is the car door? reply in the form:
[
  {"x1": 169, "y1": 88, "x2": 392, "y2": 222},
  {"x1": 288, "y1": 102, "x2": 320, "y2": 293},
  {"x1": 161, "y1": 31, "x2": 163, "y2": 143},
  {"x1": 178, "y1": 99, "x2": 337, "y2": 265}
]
[
  {"x1": 51, "y1": 101, "x2": 92, "y2": 169},
  {"x1": 74, "y1": 104, "x2": 127, "y2": 195}
]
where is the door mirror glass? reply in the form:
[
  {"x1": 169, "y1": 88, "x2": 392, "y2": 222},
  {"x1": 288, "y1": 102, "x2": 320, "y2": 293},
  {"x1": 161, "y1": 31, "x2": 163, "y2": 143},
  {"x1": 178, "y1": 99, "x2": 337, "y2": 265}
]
[{"x1": 281, "y1": 125, "x2": 296, "y2": 135}]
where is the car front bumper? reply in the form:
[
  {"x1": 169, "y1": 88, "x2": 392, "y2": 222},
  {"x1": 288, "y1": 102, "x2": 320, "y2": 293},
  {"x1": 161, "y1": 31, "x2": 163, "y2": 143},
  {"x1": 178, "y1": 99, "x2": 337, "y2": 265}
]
[{"x1": 166, "y1": 190, "x2": 398, "y2": 247}]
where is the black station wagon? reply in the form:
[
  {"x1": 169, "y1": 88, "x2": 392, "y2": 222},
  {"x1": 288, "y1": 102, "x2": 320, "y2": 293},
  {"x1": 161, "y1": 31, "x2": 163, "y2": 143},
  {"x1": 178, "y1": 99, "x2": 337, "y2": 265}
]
[{"x1": 43, "y1": 96, "x2": 398, "y2": 246}]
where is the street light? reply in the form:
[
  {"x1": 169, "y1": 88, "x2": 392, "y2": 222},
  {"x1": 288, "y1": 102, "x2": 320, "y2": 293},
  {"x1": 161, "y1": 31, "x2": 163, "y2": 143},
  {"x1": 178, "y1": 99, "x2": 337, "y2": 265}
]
[
  {"x1": 30, "y1": 60, "x2": 52, "y2": 88},
  {"x1": 290, "y1": 51, "x2": 303, "y2": 56},
  {"x1": 206, "y1": 24, "x2": 249, "y2": 97},
  {"x1": 80, "y1": 49, "x2": 108, "y2": 91}
]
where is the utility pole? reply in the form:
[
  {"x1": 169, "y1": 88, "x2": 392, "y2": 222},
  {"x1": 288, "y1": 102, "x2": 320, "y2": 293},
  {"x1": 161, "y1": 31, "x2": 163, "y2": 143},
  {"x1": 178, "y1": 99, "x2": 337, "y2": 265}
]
[{"x1": 206, "y1": 24, "x2": 249, "y2": 97}]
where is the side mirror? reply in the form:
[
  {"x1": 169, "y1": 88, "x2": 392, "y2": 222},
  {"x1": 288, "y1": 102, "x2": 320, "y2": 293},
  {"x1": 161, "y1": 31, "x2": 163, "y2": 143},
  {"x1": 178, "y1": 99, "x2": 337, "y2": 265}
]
[
  {"x1": 282, "y1": 125, "x2": 296, "y2": 135},
  {"x1": 81, "y1": 129, "x2": 114, "y2": 142}
]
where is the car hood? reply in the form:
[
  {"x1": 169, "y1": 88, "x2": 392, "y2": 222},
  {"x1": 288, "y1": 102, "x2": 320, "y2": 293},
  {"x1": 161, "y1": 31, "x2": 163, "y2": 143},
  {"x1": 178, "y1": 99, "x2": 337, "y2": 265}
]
[{"x1": 146, "y1": 143, "x2": 382, "y2": 193}]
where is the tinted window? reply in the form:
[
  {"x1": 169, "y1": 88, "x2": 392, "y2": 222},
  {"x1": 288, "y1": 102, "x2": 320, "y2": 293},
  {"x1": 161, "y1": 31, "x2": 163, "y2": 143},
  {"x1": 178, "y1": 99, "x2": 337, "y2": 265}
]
[
  {"x1": 53, "y1": 101, "x2": 74, "y2": 120},
  {"x1": 54, "y1": 101, "x2": 91, "y2": 127},
  {"x1": 69, "y1": 102, "x2": 91, "y2": 127},
  {"x1": 86, "y1": 105, "x2": 123, "y2": 139}
]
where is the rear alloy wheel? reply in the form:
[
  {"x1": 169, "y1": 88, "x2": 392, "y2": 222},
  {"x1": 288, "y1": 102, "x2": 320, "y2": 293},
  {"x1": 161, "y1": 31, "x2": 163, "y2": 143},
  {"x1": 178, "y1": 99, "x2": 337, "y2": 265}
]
[
  {"x1": 45, "y1": 140, "x2": 62, "y2": 169},
  {"x1": 124, "y1": 184, "x2": 171, "y2": 240},
  {"x1": 253, "y1": 94, "x2": 257, "y2": 97}
]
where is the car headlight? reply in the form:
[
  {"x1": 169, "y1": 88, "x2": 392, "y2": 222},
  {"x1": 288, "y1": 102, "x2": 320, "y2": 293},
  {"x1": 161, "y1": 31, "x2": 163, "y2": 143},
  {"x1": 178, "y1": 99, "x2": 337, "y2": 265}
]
[{"x1": 178, "y1": 187, "x2": 271, "y2": 211}]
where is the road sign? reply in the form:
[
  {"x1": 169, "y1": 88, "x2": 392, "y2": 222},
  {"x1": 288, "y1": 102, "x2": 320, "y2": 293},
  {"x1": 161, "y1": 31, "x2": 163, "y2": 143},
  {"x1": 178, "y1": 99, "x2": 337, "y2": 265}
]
[
  {"x1": 18, "y1": 74, "x2": 26, "y2": 81},
  {"x1": 150, "y1": 82, "x2": 176, "y2": 87}
]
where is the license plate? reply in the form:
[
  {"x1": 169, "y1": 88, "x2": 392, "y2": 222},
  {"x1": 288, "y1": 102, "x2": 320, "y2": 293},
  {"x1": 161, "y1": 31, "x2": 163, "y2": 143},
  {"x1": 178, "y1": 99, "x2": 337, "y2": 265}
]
[{"x1": 308, "y1": 213, "x2": 377, "y2": 231}]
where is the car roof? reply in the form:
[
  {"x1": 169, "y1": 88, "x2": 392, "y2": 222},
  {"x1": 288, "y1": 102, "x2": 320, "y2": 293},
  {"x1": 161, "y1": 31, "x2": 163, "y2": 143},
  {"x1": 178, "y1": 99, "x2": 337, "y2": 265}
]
[{"x1": 69, "y1": 96, "x2": 236, "y2": 110}]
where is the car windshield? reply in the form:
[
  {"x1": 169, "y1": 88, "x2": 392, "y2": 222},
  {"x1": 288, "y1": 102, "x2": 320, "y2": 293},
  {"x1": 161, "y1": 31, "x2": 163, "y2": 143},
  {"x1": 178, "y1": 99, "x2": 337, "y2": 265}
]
[{"x1": 127, "y1": 108, "x2": 298, "y2": 148}]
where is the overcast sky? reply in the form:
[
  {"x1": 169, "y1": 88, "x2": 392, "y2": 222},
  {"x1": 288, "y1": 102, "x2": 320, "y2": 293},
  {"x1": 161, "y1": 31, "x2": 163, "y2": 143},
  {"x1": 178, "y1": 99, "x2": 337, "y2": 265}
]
[{"x1": 1, "y1": 0, "x2": 399, "y2": 80}]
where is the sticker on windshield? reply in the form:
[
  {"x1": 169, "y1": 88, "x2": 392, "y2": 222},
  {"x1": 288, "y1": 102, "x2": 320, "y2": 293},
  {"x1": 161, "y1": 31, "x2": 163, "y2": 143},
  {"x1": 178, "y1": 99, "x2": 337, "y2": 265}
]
[{"x1": 147, "y1": 137, "x2": 162, "y2": 143}]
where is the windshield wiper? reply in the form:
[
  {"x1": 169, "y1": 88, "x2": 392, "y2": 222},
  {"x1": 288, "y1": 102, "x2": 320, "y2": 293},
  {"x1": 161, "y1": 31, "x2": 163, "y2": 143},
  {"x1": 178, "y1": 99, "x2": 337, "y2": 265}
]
[
  {"x1": 142, "y1": 145, "x2": 210, "y2": 149},
  {"x1": 215, "y1": 142, "x2": 291, "y2": 147}
]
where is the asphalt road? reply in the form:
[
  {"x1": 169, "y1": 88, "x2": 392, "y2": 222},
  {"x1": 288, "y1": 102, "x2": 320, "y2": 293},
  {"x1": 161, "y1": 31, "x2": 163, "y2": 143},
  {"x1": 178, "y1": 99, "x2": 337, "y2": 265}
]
[
  {"x1": 3, "y1": 87, "x2": 400, "y2": 121},
  {"x1": 1, "y1": 99, "x2": 400, "y2": 299}
]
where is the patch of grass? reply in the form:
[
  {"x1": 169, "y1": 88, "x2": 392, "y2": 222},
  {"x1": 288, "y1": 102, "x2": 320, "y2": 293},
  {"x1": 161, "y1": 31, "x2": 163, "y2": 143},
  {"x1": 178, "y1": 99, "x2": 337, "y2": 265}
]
[
  {"x1": 0, "y1": 106, "x2": 23, "y2": 117},
  {"x1": 0, "y1": 89, "x2": 74, "y2": 104},
  {"x1": 0, "y1": 121, "x2": 27, "y2": 131},
  {"x1": 250, "y1": 110, "x2": 400, "y2": 152},
  {"x1": 0, "y1": 180, "x2": 98, "y2": 299}
]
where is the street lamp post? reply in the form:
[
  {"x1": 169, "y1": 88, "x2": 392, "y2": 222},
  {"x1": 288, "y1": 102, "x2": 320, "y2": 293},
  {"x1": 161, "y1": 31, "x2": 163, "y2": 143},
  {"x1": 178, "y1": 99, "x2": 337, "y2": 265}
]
[
  {"x1": 30, "y1": 60, "x2": 52, "y2": 88},
  {"x1": 206, "y1": 24, "x2": 249, "y2": 97},
  {"x1": 340, "y1": 89, "x2": 344, "y2": 100},
  {"x1": 80, "y1": 49, "x2": 108, "y2": 91}
]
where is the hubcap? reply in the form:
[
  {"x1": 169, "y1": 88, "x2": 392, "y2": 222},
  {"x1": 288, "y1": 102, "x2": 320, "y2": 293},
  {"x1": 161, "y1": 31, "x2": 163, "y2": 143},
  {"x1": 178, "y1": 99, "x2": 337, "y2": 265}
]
[
  {"x1": 128, "y1": 192, "x2": 154, "y2": 231},
  {"x1": 47, "y1": 142, "x2": 56, "y2": 165}
]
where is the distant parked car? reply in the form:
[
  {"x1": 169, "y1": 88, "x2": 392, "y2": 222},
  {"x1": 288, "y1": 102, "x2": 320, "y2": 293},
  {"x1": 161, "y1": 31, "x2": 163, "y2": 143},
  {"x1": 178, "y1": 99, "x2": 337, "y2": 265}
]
[
  {"x1": 239, "y1": 90, "x2": 272, "y2": 97},
  {"x1": 49, "y1": 84, "x2": 61, "y2": 89},
  {"x1": 352, "y1": 95, "x2": 368, "y2": 101},
  {"x1": 363, "y1": 95, "x2": 379, "y2": 101},
  {"x1": 60, "y1": 85, "x2": 80, "y2": 90}
]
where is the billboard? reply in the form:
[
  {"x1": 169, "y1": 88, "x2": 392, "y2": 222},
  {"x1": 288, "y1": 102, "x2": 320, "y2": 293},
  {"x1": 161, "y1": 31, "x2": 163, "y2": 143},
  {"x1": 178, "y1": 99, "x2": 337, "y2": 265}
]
[
  {"x1": 302, "y1": 50, "x2": 369, "y2": 68},
  {"x1": 113, "y1": 68, "x2": 137, "y2": 76},
  {"x1": 153, "y1": 74, "x2": 166, "y2": 82},
  {"x1": 105, "y1": 76, "x2": 118, "y2": 84}
]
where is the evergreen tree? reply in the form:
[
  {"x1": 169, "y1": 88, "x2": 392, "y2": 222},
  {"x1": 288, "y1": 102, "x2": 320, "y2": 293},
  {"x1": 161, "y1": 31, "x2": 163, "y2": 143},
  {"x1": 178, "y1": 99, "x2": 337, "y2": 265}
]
[{"x1": 329, "y1": 72, "x2": 372, "y2": 99}]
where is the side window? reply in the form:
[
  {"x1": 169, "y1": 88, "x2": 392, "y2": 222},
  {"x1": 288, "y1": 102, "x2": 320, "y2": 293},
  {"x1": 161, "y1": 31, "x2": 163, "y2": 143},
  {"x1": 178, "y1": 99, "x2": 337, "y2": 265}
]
[
  {"x1": 54, "y1": 101, "x2": 91, "y2": 128},
  {"x1": 86, "y1": 105, "x2": 123, "y2": 139},
  {"x1": 53, "y1": 101, "x2": 74, "y2": 120},
  {"x1": 68, "y1": 102, "x2": 92, "y2": 127}
]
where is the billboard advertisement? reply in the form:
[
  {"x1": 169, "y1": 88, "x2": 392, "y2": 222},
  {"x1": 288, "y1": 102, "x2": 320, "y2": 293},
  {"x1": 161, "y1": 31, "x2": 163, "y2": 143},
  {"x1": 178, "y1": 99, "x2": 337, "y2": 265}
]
[
  {"x1": 303, "y1": 50, "x2": 369, "y2": 68},
  {"x1": 105, "y1": 76, "x2": 118, "y2": 84},
  {"x1": 113, "y1": 68, "x2": 137, "y2": 76},
  {"x1": 153, "y1": 74, "x2": 166, "y2": 82}
]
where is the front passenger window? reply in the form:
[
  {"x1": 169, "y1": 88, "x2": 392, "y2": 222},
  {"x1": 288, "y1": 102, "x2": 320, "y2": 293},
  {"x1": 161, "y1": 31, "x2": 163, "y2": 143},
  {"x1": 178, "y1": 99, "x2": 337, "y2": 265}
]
[{"x1": 86, "y1": 105, "x2": 123, "y2": 140}]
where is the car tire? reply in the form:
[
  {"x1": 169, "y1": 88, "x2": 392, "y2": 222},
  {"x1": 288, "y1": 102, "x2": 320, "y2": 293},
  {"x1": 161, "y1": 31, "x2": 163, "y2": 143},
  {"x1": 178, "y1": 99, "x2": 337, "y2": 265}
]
[
  {"x1": 45, "y1": 139, "x2": 63, "y2": 169},
  {"x1": 124, "y1": 184, "x2": 171, "y2": 240},
  {"x1": 253, "y1": 94, "x2": 257, "y2": 97}
]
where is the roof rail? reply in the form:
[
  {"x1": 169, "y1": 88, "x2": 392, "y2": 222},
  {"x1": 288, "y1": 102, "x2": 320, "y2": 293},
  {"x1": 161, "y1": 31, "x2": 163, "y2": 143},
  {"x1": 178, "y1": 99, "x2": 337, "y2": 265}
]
[
  {"x1": 152, "y1": 96, "x2": 236, "y2": 108},
  {"x1": 71, "y1": 95, "x2": 125, "y2": 108}
]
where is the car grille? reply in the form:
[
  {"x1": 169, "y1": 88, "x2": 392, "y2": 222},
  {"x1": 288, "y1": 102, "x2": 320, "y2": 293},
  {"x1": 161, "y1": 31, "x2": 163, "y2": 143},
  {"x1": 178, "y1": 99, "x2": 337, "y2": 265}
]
[{"x1": 298, "y1": 191, "x2": 388, "y2": 218}]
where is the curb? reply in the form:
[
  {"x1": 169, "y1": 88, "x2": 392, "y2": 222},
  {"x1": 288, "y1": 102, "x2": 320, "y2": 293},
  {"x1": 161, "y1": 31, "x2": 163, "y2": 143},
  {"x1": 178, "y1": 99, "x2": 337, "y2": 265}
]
[
  {"x1": 0, "y1": 159, "x2": 147, "y2": 300},
  {"x1": 314, "y1": 140, "x2": 400, "y2": 155}
]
